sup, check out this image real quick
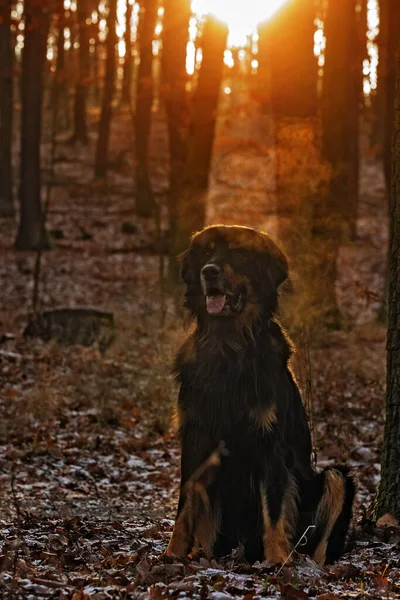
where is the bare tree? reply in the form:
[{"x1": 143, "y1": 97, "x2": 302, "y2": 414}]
[
  {"x1": 266, "y1": 0, "x2": 339, "y2": 330},
  {"x1": 377, "y1": 0, "x2": 400, "y2": 321},
  {"x1": 15, "y1": 0, "x2": 50, "y2": 250},
  {"x1": 375, "y1": 47, "x2": 400, "y2": 522},
  {"x1": 121, "y1": 0, "x2": 134, "y2": 106},
  {"x1": 134, "y1": 0, "x2": 158, "y2": 217},
  {"x1": 0, "y1": 0, "x2": 15, "y2": 217},
  {"x1": 53, "y1": 2, "x2": 68, "y2": 128},
  {"x1": 168, "y1": 16, "x2": 228, "y2": 280},
  {"x1": 161, "y1": 0, "x2": 191, "y2": 224},
  {"x1": 382, "y1": 0, "x2": 400, "y2": 190},
  {"x1": 94, "y1": 0, "x2": 118, "y2": 180},
  {"x1": 322, "y1": 0, "x2": 361, "y2": 241},
  {"x1": 72, "y1": 0, "x2": 90, "y2": 143}
]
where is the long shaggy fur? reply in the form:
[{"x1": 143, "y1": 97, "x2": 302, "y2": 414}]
[{"x1": 166, "y1": 225, "x2": 355, "y2": 565}]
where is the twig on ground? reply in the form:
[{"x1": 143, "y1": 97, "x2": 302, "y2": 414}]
[{"x1": 10, "y1": 467, "x2": 23, "y2": 526}]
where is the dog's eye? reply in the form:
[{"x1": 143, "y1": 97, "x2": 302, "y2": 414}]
[{"x1": 202, "y1": 246, "x2": 214, "y2": 259}]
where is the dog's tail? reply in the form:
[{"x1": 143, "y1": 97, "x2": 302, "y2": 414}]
[
  {"x1": 323, "y1": 465, "x2": 356, "y2": 564},
  {"x1": 296, "y1": 464, "x2": 356, "y2": 564},
  {"x1": 310, "y1": 464, "x2": 356, "y2": 565}
]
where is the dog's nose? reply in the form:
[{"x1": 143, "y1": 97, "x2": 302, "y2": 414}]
[{"x1": 201, "y1": 263, "x2": 222, "y2": 281}]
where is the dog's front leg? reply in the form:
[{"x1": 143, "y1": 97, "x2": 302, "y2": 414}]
[
  {"x1": 166, "y1": 478, "x2": 195, "y2": 558},
  {"x1": 260, "y1": 463, "x2": 297, "y2": 565},
  {"x1": 166, "y1": 425, "x2": 221, "y2": 558}
]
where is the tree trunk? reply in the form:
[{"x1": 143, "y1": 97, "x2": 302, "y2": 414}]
[
  {"x1": 168, "y1": 16, "x2": 228, "y2": 279},
  {"x1": 134, "y1": 0, "x2": 158, "y2": 217},
  {"x1": 53, "y1": 4, "x2": 68, "y2": 129},
  {"x1": 121, "y1": 0, "x2": 133, "y2": 106},
  {"x1": 94, "y1": 0, "x2": 117, "y2": 180},
  {"x1": 15, "y1": 0, "x2": 50, "y2": 250},
  {"x1": 0, "y1": 0, "x2": 15, "y2": 217},
  {"x1": 375, "y1": 48, "x2": 400, "y2": 521},
  {"x1": 377, "y1": 0, "x2": 400, "y2": 322},
  {"x1": 383, "y1": 0, "x2": 400, "y2": 190},
  {"x1": 322, "y1": 0, "x2": 360, "y2": 242},
  {"x1": 161, "y1": 0, "x2": 191, "y2": 226},
  {"x1": 72, "y1": 0, "x2": 90, "y2": 143},
  {"x1": 256, "y1": 19, "x2": 271, "y2": 114},
  {"x1": 370, "y1": 0, "x2": 387, "y2": 152},
  {"x1": 267, "y1": 0, "x2": 338, "y2": 331}
]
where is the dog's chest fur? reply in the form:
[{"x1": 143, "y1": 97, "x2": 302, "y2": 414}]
[{"x1": 175, "y1": 325, "x2": 289, "y2": 440}]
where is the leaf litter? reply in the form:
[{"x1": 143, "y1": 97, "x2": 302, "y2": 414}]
[{"x1": 0, "y1": 109, "x2": 398, "y2": 598}]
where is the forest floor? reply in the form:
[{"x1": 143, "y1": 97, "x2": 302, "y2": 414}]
[{"x1": 0, "y1": 94, "x2": 399, "y2": 599}]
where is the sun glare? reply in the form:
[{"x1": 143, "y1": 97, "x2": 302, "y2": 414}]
[{"x1": 192, "y1": 0, "x2": 288, "y2": 46}]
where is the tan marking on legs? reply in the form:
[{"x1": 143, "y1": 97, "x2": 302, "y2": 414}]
[
  {"x1": 167, "y1": 447, "x2": 224, "y2": 558},
  {"x1": 312, "y1": 469, "x2": 345, "y2": 565},
  {"x1": 193, "y1": 491, "x2": 220, "y2": 556},
  {"x1": 166, "y1": 489, "x2": 194, "y2": 558},
  {"x1": 171, "y1": 404, "x2": 185, "y2": 433},
  {"x1": 260, "y1": 481, "x2": 297, "y2": 565}
]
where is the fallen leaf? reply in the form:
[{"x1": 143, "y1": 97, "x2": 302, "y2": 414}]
[{"x1": 280, "y1": 583, "x2": 309, "y2": 599}]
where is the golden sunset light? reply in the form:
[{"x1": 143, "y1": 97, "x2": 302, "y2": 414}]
[
  {"x1": 192, "y1": 0, "x2": 288, "y2": 46},
  {"x1": 3, "y1": 0, "x2": 400, "y2": 595}
]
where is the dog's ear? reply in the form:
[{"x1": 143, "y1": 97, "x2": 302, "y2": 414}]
[
  {"x1": 251, "y1": 232, "x2": 289, "y2": 292},
  {"x1": 257, "y1": 251, "x2": 288, "y2": 294},
  {"x1": 267, "y1": 253, "x2": 288, "y2": 290}
]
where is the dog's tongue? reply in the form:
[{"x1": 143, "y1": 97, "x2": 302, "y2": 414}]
[{"x1": 206, "y1": 294, "x2": 226, "y2": 314}]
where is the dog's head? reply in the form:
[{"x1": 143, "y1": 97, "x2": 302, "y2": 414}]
[{"x1": 180, "y1": 225, "x2": 288, "y2": 327}]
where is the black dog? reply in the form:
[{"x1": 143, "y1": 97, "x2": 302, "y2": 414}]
[{"x1": 166, "y1": 225, "x2": 355, "y2": 565}]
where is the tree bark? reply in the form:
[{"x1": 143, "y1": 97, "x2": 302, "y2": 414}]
[
  {"x1": 269, "y1": 0, "x2": 317, "y2": 119},
  {"x1": 256, "y1": 19, "x2": 271, "y2": 114},
  {"x1": 377, "y1": 0, "x2": 400, "y2": 322},
  {"x1": 53, "y1": 3, "x2": 68, "y2": 129},
  {"x1": 168, "y1": 16, "x2": 228, "y2": 279},
  {"x1": 121, "y1": 0, "x2": 133, "y2": 106},
  {"x1": 0, "y1": 0, "x2": 15, "y2": 217},
  {"x1": 15, "y1": 0, "x2": 50, "y2": 250},
  {"x1": 322, "y1": 0, "x2": 360, "y2": 242},
  {"x1": 161, "y1": 0, "x2": 191, "y2": 225},
  {"x1": 72, "y1": 0, "x2": 90, "y2": 143},
  {"x1": 134, "y1": 0, "x2": 158, "y2": 217},
  {"x1": 375, "y1": 48, "x2": 400, "y2": 521},
  {"x1": 266, "y1": 0, "x2": 339, "y2": 331},
  {"x1": 383, "y1": 0, "x2": 400, "y2": 190},
  {"x1": 94, "y1": 0, "x2": 117, "y2": 180},
  {"x1": 370, "y1": 0, "x2": 387, "y2": 152}
]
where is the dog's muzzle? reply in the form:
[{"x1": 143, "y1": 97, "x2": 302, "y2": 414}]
[{"x1": 200, "y1": 263, "x2": 244, "y2": 315}]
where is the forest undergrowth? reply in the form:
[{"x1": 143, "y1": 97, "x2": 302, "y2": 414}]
[{"x1": 0, "y1": 108, "x2": 399, "y2": 599}]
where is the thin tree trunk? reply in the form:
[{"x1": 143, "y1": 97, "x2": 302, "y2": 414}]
[
  {"x1": 267, "y1": 0, "x2": 338, "y2": 331},
  {"x1": 375, "y1": 48, "x2": 400, "y2": 521},
  {"x1": 383, "y1": 0, "x2": 400, "y2": 190},
  {"x1": 168, "y1": 16, "x2": 228, "y2": 279},
  {"x1": 322, "y1": 0, "x2": 360, "y2": 242},
  {"x1": 256, "y1": 19, "x2": 271, "y2": 114},
  {"x1": 161, "y1": 0, "x2": 191, "y2": 226},
  {"x1": 53, "y1": 4, "x2": 67, "y2": 129},
  {"x1": 94, "y1": 0, "x2": 117, "y2": 180},
  {"x1": 377, "y1": 0, "x2": 400, "y2": 322},
  {"x1": 15, "y1": 0, "x2": 50, "y2": 250},
  {"x1": 371, "y1": 0, "x2": 387, "y2": 152},
  {"x1": 72, "y1": 0, "x2": 90, "y2": 143},
  {"x1": 134, "y1": 0, "x2": 158, "y2": 217},
  {"x1": 0, "y1": 0, "x2": 15, "y2": 217},
  {"x1": 121, "y1": 0, "x2": 133, "y2": 105},
  {"x1": 90, "y1": 0, "x2": 101, "y2": 106}
]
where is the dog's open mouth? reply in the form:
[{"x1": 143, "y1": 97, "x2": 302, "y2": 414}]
[
  {"x1": 206, "y1": 294, "x2": 227, "y2": 314},
  {"x1": 205, "y1": 290, "x2": 244, "y2": 315}
]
